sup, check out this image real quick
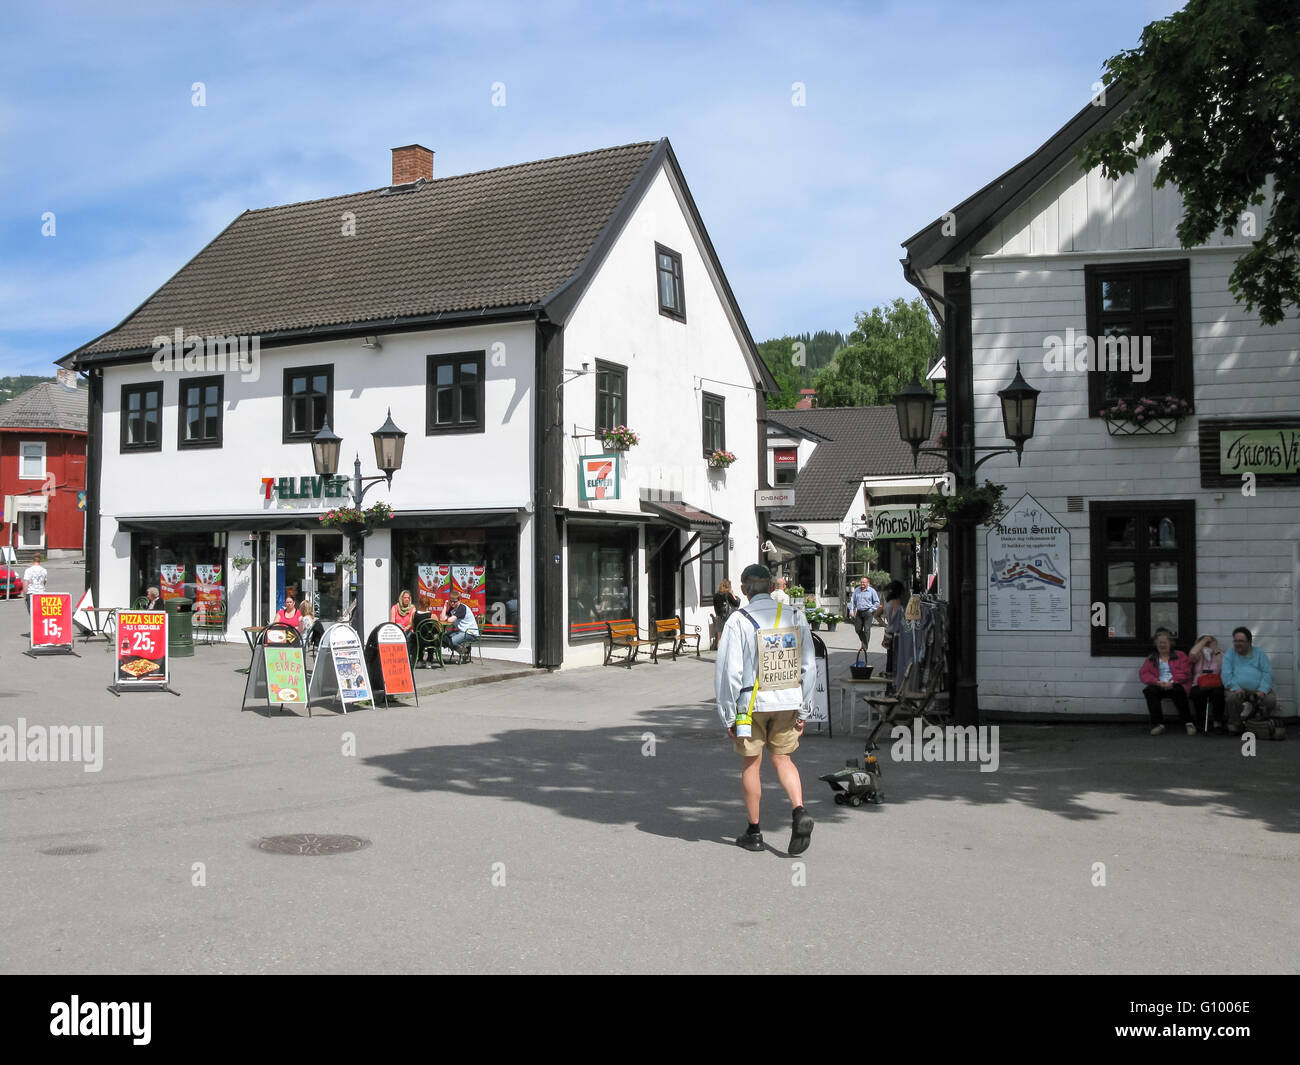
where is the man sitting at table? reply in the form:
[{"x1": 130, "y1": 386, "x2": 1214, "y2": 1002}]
[
  {"x1": 439, "y1": 588, "x2": 480, "y2": 658},
  {"x1": 1222, "y1": 626, "x2": 1277, "y2": 733}
]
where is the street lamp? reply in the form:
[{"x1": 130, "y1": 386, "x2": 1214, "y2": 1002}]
[{"x1": 310, "y1": 409, "x2": 407, "y2": 633}]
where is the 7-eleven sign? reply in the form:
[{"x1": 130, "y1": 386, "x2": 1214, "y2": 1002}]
[{"x1": 579, "y1": 454, "x2": 621, "y2": 500}]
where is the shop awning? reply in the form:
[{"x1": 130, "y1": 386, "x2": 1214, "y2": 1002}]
[
  {"x1": 766, "y1": 523, "x2": 818, "y2": 556},
  {"x1": 639, "y1": 499, "x2": 728, "y2": 536}
]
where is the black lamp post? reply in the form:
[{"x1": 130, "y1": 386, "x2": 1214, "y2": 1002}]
[
  {"x1": 893, "y1": 363, "x2": 1039, "y2": 725},
  {"x1": 311, "y1": 409, "x2": 406, "y2": 632}
]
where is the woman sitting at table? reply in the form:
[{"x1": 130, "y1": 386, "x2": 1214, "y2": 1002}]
[
  {"x1": 391, "y1": 590, "x2": 416, "y2": 631},
  {"x1": 274, "y1": 593, "x2": 302, "y2": 629},
  {"x1": 298, "y1": 599, "x2": 323, "y2": 649}
]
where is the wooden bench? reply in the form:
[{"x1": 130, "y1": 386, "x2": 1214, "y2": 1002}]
[
  {"x1": 604, "y1": 619, "x2": 659, "y2": 668},
  {"x1": 654, "y1": 617, "x2": 701, "y2": 660}
]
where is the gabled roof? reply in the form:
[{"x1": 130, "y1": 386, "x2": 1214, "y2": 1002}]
[
  {"x1": 767, "y1": 406, "x2": 947, "y2": 522},
  {"x1": 0, "y1": 381, "x2": 88, "y2": 432},
  {"x1": 901, "y1": 81, "x2": 1135, "y2": 274},
  {"x1": 63, "y1": 139, "x2": 778, "y2": 390}
]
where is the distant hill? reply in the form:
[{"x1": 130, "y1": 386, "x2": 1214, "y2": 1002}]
[
  {"x1": 757, "y1": 331, "x2": 846, "y2": 408},
  {"x1": 0, "y1": 375, "x2": 58, "y2": 403}
]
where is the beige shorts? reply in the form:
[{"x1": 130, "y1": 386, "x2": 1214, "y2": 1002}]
[{"x1": 733, "y1": 709, "x2": 802, "y2": 757}]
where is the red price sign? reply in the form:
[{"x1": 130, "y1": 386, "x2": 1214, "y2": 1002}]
[
  {"x1": 115, "y1": 610, "x2": 168, "y2": 686},
  {"x1": 31, "y1": 593, "x2": 73, "y2": 650}
]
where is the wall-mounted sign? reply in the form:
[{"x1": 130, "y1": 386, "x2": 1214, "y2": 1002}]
[
  {"x1": 755, "y1": 488, "x2": 795, "y2": 509},
  {"x1": 987, "y1": 493, "x2": 1071, "y2": 632},
  {"x1": 774, "y1": 448, "x2": 798, "y2": 466},
  {"x1": 1218, "y1": 428, "x2": 1300, "y2": 475},
  {"x1": 259, "y1": 475, "x2": 350, "y2": 500},
  {"x1": 579, "y1": 455, "x2": 620, "y2": 501},
  {"x1": 870, "y1": 506, "x2": 925, "y2": 540},
  {"x1": 14, "y1": 495, "x2": 48, "y2": 513}
]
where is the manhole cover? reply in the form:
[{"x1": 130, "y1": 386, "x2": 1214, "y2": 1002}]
[
  {"x1": 256, "y1": 834, "x2": 370, "y2": 856},
  {"x1": 41, "y1": 844, "x2": 101, "y2": 856}
]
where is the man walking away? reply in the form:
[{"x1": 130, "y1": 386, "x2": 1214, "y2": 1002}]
[
  {"x1": 714, "y1": 564, "x2": 815, "y2": 855},
  {"x1": 22, "y1": 553, "x2": 47, "y2": 614}
]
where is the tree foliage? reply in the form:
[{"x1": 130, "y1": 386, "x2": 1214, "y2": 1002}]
[
  {"x1": 811, "y1": 297, "x2": 938, "y2": 408},
  {"x1": 757, "y1": 330, "x2": 845, "y2": 408},
  {"x1": 1080, "y1": 0, "x2": 1300, "y2": 325}
]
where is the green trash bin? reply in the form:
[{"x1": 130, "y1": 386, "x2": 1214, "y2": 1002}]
[{"x1": 166, "y1": 597, "x2": 195, "y2": 658}]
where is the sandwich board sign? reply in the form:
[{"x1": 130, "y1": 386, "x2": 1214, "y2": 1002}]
[
  {"x1": 28, "y1": 592, "x2": 77, "y2": 658},
  {"x1": 372, "y1": 623, "x2": 417, "y2": 708},
  {"x1": 110, "y1": 610, "x2": 178, "y2": 696},
  {"x1": 306, "y1": 623, "x2": 373, "y2": 715},
  {"x1": 240, "y1": 623, "x2": 306, "y2": 713}
]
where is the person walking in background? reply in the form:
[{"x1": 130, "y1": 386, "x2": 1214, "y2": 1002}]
[
  {"x1": 714, "y1": 564, "x2": 815, "y2": 856},
  {"x1": 1222, "y1": 626, "x2": 1276, "y2": 734},
  {"x1": 22, "y1": 553, "x2": 47, "y2": 614},
  {"x1": 713, "y1": 578, "x2": 739, "y2": 622},
  {"x1": 1188, "y1": 633, "x2": 1225, "y2": 734},
  {"x1": 875, "y1": 580, "x2": 905, "y2": 680},
  {"x1": 1138, "y1": 628, "x2": 1195, "y2": 735},
  {"x1": 847, "y1": 576, "x2": 880, "y2": 653}
]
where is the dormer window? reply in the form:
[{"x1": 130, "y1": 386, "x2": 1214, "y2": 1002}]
[{"x1": 656, "y1": 243, "x2": 685, "y2": 321}]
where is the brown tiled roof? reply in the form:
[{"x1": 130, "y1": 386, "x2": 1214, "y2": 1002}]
[
  {"x1": 70, "y1": 141, "x2": 660, "y2": 359},
  {"x1": 0, "y1": 381, "x2": 88, "y2": 432},
  {"x1": 767, "y1": 406, "x2": 947, "y2": 521}
]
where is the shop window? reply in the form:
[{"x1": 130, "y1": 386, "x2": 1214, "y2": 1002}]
[
  {"x1": 702, "y1": 393, "x2": 725, "y2": 457},
  {"x1": 1089, "y1": 500, "x2": 1196, "y2": 656},
  {"x1": 773, "y1": 446, "x2": 798, "y2": 485},
  {"x1": 19, "y1": 441, "x2": 45, "y2": 480},
  {"x1": 121, "y1": 383, "x2": 162, "y2": 452},
  {"x1": 656, "y1": 243, "x2": 685, "y2": 321},
  {"x1": 178, "y1": 375, "x2": 223, "y2": 449},
  {"x1": 392, "y1": 526, "x2": 520, "y2": 641},
  {"x1": 1085, "y1": 260, "x2": 1192, "y2": 416},
  {"x1": 700, "y1": 540, "x2": 727, "y2": 600},
  {"x1": 426, "y1": 351, "x2": 485, "y2": 434},
  {"x1": 129, "y1": 531, "x2": 228, "y2": 631},
  {"x1": 283, "y1": 365, "x2": 333, "y2": 442},
  {"x1": 595, "y1": 360, "x2": 626, "y2": 436},
  {"x1": 568, "y1": 525, "x2": 636, "y2": 640}
]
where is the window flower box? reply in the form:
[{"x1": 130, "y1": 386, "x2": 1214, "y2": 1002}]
[
  {"x1": 1100, "y1": 395, "x2": 1191, "y2": 436},
  {"x1": 601, "y1": 426, "x2": 639, "y2": 451},
  {"x1": 707, "y1": 449, "x2": 737, "y2": 469}
]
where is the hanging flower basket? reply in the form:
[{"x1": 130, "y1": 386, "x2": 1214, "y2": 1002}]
[
  {"x1": 334, "y1": 554, "x2": 357, "y2": 572},
  {"x1": 707, "y1": 449, "x2": 737, "y2": 469},
  {"x1": 231, "y1": 555, "x2": 254, "y2": 573},
  {"x1": 926, "y1": 481, "x2": 1009, "y2": 529},
  {"x1": 601, "y1": 426, "x2": 639, "y2": 451},
  {"x1": 1101, "y1": 395, "x2": 1190, "y2": 436},
  {"x1": 319, "y1": 502, "x2": 396, "y2": 538}
]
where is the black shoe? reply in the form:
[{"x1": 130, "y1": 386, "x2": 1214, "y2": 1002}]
[
  {"x1": 789, "y1": 807, "x2": 814, "y2": 856},
  {"x1": 735, "y1": 829, "x2": 763, "y2": 852}
]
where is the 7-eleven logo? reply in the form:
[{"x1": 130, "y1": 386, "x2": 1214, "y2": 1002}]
[{"x1": 584, "y1": 458, "x2": 616, "y2": 499}]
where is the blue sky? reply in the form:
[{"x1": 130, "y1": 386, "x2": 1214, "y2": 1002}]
[{"x1": 0, "y1": 0, "x2": 1181, "y2": 376}]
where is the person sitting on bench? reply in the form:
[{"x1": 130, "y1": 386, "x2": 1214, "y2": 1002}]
[
  {"x1": 1222, "y1": 626, "x2": 1276, "y2": 734},
  {"x1": 1138, "y1": 628, "x2": 1194, "y2": 736}
]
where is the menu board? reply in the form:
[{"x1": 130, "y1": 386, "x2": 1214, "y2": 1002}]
[
  {"x1": 115, "y1": 610, "x2": 169, "y2": 687},
  {"x1": 328, "y1": 625, "x2": 371, "y2": 704},
  {"x1": 376, "y1": 623, "x2": 415, "y2": 697},
  {"x1": 264, "y1": 645, "x2": 307, "y2": 706},
  {"x1": 160, "y1": 565, "x2": 186, "y2": 601},
  {"x1": 30, "y1": 593, "x2": 73, "y2": 652},
  {"x1": 987, "y1": 493, "x2": 1071, "y2": 632}
]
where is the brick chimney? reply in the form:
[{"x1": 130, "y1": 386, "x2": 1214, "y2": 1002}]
[
  {"x1": 795, "y1": 388, "x2": 817, "y2": 410},
  {"x1": 56, "y1": 368, "x2": 79, "y2": 389},
  {"x1": 391, "y1": 144, "x2": 434, "y2": 185}
]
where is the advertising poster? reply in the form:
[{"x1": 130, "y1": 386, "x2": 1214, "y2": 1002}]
[
  {"x1": 160, "y1": 565, "x2": 186, "y2": 601},
  {"x1": 195, "y1": 564, "x2": 223, "y2": 625},
  {"x1": 31, "y1": 593, "x2": 73, "y2": 652},
  {"x1": 329, "y1": 626, "x2": 372, "y2": 704},
  {"x1": 416, "y1": 564, "x2": 446, "y2": 610},
  {"x1": 450, "y1": 564, "x2": 486, "y2": 619},
  {"x1": 376, "y1": 623, "x2": 415, "y2": 697},
  {"x1": 987, "y1": 493, "x2": 1071, "y2": 632},
  {"x1": 264, "y1": 646, "x2": 307, "y2": 705},
  {"x1": 115, "y1": 610, "x2": 168, "y2": 686}
]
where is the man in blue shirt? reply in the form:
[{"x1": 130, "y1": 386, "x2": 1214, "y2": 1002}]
[
  {"x1": 1222, "y1": 626, "x2": 1276, "y2": 732},
  {"x1": 847, "y1": 576, "x2": 880, "y2": 652}
]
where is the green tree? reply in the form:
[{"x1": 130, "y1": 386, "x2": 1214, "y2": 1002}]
[
  {"x1": 812, "y1": 297, "x2": 938, "y2": 408},
  {"x1": 1080, "y1": 0, "x2": 1300, "y2": 325},
  {"x1": 757, "y1": 330, "x2": 847, "y2": 408}
]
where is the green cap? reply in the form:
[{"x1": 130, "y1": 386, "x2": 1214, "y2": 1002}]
[{"x1": 740, "y1": 563, "x2": 771, "y2": 582}]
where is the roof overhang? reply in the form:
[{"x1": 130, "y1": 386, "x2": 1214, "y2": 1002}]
[
  {"x1": 766, "y1": 523, "x2": 818, "y2": 556},
  {"x1": 640, "y1": 498, "x2": 728, "y2": 536}
]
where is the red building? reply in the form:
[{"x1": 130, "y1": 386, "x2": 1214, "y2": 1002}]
[{"x1": 0, "y1": 374, "x2": 88, "y2": 559}]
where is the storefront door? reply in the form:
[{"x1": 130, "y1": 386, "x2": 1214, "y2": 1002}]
[
  {"x1": 308, "y1": 533, "x2": 345, "y2": 619},
  {"x1": 19, "y1": 513, "x2": 43, "y2": 550}
]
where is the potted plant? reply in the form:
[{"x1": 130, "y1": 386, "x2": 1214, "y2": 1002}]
[
  {"x1": 1100, "y1": 394, "x2": 1191, "y2": 436},
  {"x1": 602, "y1": 425, "x2": 640, "y2": 451},
  {"x1": 319, "y1": 505, "x2": 367, "y2": 538},
  {"x1": 364, "y1": 501, "x2": 396, "y2": 525},
  {"x1": 334, "y1": 553, "x2": 357, "y2": 572},
  {"x1": 805, "y1": 606, "x2": 826, "y2": 631},
  {"x1": 787, "y1": 584, "x2": 805, "y2": 600},
  {"x1": 231, "y1": 555, "x2": 255, "y2": 573},
  {"x1": 926, "y1": 480, "x2": 1010, "y2": 528},
  {"x1": 824, "y1": 612, "x2": 843, "y2": 632},
  {"x1": 707, "y1": 449, "x2": 737, "y2": 469}
]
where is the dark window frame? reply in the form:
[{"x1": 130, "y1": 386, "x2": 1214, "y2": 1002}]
[
  {"x1": 425, "y1": 350, "x2": 487, "y2": 435},
  {"x1": 282, "y1": 365, "x2": 334, "y2": 444},
  {"x1": 1085, "y1": 258, "x2": 1193, "y2": 417},
  {"x1": 120, "y1": 382, "x2": 163, "y2": 453},
  {"x1": 1089, "y1": 499, "x2": 1196, "y2": 657},
  {"x1": 595, "y1": 359, "x2": 627, "y2": 436},
  {"x1": 700, "y1": 539, "x2": 728, "y2": 603},
  {"x1": 655, "y1": 242, "x2": 686, "y2": 322},
  {"x1": 702, "y1": 392, "x2": 726, "y2": 458},
  {"x1": 177, "y1": 374, "x2": 224, "y2": 450}
]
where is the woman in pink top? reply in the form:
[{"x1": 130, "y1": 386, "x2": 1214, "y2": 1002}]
[
  {"x1": 274, "y1": 593, "x2": 302, "y2": 628},
  {"x1": 1188, "y1": 633, "x2": 1225, "y2": 734},
  {"x1": 1138, "y1": 629, "x2": 1194, "y2": 736},
  {"x1": 390, "y1": 590, "x2": 416, "y2": 631}
]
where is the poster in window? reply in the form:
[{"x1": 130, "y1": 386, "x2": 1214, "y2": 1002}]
[
  {"x1": 195, "y1": 564, "x2": 223, "y2": 625},
  {"x1": 160, "y1": 564, "x2": 185, "y2": 601},
  {"x1": 987, "y1": 493, "x2": 1071, "y2": 631}
]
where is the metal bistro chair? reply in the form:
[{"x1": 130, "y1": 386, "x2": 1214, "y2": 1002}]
[{"x1": 413, "y1": 615, "x2": 446, "y2": 670}]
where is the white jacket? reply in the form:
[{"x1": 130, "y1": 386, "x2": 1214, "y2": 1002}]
[{"x1": 714, "y1": 593, "x2": 816, "y2": 728}]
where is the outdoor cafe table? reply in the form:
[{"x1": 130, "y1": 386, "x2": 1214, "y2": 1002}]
[{"x1": 837, "y1": 674, "x2": 891, "y2": 738}]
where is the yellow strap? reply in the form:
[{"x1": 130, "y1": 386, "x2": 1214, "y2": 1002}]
[{"x1": 744, "y1": 601, "x2": 782, "y2": 718}]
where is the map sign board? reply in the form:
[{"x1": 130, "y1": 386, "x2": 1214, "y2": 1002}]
[{"x1": 987, "y1": 493, "x2": 1071, "y2": 632}]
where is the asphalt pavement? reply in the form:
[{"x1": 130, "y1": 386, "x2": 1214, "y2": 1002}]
[{"x1": 1, "y1": 564, "x2": 1296, "y2": 973}]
